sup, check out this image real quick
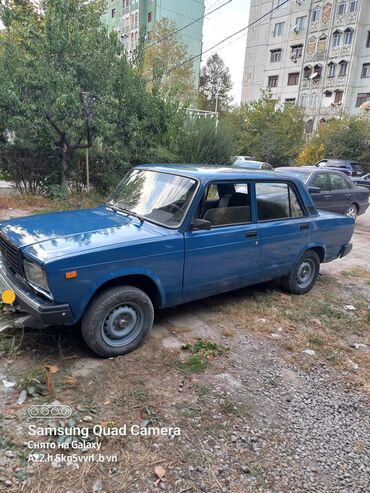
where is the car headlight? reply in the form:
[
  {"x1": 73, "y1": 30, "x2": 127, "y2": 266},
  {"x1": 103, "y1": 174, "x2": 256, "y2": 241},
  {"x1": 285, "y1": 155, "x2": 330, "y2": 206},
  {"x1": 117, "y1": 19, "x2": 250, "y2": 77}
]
[{"x1": 23, "y1": 260, "x2": 49, "y2": 292}]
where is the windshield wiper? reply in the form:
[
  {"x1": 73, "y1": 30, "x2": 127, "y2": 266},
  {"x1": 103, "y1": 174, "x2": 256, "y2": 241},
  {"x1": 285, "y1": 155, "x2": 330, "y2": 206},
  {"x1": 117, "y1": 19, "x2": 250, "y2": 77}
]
[{"x1": 103, "y1": 202, "x2": 144, "y2": 224}]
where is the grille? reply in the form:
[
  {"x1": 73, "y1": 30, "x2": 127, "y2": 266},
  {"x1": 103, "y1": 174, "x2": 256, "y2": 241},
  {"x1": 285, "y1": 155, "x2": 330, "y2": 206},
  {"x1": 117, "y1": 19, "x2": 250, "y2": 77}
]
[{"x1": 0, "y1": 234, "x2": 23, "y2": 276}]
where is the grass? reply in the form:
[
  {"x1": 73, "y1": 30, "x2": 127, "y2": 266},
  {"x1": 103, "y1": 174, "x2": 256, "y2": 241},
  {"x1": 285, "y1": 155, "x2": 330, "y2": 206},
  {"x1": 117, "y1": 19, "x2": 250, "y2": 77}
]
[{"x1": 179, "y1": 338, "x2": 229, "y2": 373}]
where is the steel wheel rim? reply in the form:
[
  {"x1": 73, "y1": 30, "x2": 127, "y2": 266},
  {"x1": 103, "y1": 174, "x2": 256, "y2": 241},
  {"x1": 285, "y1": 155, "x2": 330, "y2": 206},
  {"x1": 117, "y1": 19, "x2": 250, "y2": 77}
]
[
  {"x1": 101, "y1": 303, "x2": 143, "y2": 348},
  {"x1": 296, "y1": 259, "x2": 315, "y2": 289},
  {"x1": 346, "y1": 205, "x2": 356, "y2": 219}
]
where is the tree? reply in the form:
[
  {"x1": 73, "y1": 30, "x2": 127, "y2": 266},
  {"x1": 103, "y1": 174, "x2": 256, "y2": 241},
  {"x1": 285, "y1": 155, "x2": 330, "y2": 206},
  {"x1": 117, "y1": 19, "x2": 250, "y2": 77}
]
[
  {"x1": 198, "y1": 53, "x2": 232, "y2": 113},
  {"x1": 142, "y1": 18, "x2": 196, "y2": 102},
  {"x1": 0, "y1": 0, "x2": 119, "y2": 186},
  {"x1": 226, "y1": 92, "x2": 305, "y2": 166},
  {"x1": 297, "y1": 115, "x2": 370, "y2": 165}
]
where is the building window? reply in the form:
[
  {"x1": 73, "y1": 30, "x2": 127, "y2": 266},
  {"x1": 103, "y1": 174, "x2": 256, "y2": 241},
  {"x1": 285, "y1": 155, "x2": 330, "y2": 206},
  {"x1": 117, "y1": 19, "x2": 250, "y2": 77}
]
[
  {"x1": 324, "y1": 90, "x2": 333, "y2": 97},
  {"x1": 338, "y1": 1, "x2": 346, "y2": 15},
  {"x1": 328, "y1": 62, "x2": 336, "y2": 77},
  {"x1": 270, "y1": 49, "x2": 282, "y2": 62},
  {"x1": 344, "y1": 28, "x2": 354, "y2": 45},
  {"x1": 339, "y1": 60, "x2": 348, "y2": 76},
  {"x1": 268, "y1": 75, "x2": 278, "y2": 88},
  {"x1": 332, "y1": 30, "x2": 342, "y2": 47},
  {"x1": 334, "y1": 91, "x2": 344, "y2": 104},
  {"x1": 288, "y1": 72, "x2": 300, "y2": 85},
  {"x1": 273, "y1": 22, "x2": 285, "y2": 36},
  {"x1": 313, "y1": 64, "x2": 322, "y2": 79},
  {"x1": 349, "y1": 0, "x2": 358, "y2": 12},
  {"x1": 147, "y1": 11, "x2": 152, "y2": 22},
  {"x1": 356, "y1": 93, "x2": 370, "y2": 107},
  {"x1": 112, "y1": 8, "x2": 116, "y2": 18},
  {"x1": 311, "y1": 6, "x2": 321, "y2": 22},
  {"x1": 304, "y1": 65, "x2": 312, "y2": 79},
  {"x1": 296, "y1": 16, "x2": 306, "y2": 31},
  {"x1": 367, "y1": 32, "x2": 370, "y2": 47},
  {"x1": 361, "y1": 63, "x2": 370, "y2": 77},
  {"x1": 307, "y1": 36, "x2": 317, "y2": 55},
  {"x1": 291, "y1": 44, "x2": 303, "y2": 59},
  {"x1": 318, "y1": 34, "x2": 327, "y2": 51},
  {"x1": 285, "y1": 98, "x2": 296, "y2": 104}
]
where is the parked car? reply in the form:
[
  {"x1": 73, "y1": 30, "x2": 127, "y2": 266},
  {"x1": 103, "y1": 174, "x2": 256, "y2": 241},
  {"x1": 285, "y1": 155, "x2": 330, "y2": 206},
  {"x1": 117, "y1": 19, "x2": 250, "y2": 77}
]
[
  {"x1": 316, "y1": 159, "x2": 365, "y2": 177},
  {"x1": 0, "y1": 165, "x2": 355, "y2": 357},
  {"x1": 233, "y1": 160, "x2": 273, "y2": 171},
  {"x1": 276, "y1": 167, "x2": 370, "y2": 219},
  {"x1": 352, "y1": 173, "x2": 370, "y2": 190},
  {"x1": 231, "y1": 155, "x2": 255, "y2": 162}
]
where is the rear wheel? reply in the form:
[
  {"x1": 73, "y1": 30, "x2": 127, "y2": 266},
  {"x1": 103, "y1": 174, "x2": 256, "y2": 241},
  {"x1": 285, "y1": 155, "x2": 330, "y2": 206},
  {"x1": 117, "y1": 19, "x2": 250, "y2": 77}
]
[
  {"x1": 346, "y1": 203, "x2": 357, "y2": 220},
  {"x1": 81, "y1": 286, "x2": 154, "y2": 357},
  {"x1": 281, "y1": 250, "x2": 320, "y2": 295}
]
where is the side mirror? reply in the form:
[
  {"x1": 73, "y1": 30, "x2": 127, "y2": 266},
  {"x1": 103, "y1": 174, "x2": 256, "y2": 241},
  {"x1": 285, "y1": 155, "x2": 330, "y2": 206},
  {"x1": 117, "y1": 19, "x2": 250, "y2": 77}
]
[
  {"x1": 308, "y1": 186, "x2": 321, "y2": 194},
  {"x1": 191, "y1": 219, "x2": 211, "y2": 231}
]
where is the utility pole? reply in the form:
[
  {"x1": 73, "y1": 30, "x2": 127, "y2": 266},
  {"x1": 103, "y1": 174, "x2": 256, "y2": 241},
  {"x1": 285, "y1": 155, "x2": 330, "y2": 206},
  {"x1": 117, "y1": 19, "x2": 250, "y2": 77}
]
[{"x1": 86, "y1": 147, "x2": 90, "y2": 192}]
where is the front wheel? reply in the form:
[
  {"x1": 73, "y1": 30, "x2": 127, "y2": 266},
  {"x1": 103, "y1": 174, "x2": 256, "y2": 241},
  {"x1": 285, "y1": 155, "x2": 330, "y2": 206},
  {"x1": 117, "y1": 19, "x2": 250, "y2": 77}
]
[
  {"x1": 81, "y1": 286, "x2": 154, "y2": 357},
  {"x1": 281, "y1": 250, "x2": 320, "y2": 295}
]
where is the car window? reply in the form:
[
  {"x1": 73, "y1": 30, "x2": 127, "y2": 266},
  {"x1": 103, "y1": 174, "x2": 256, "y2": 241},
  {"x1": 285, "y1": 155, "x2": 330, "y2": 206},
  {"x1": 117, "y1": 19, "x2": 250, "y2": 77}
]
[
  {"x1": 350, "y1": 163, "x2": 363, "y2": 172},
  {"x1": 256, "y1": 182, "x2": 304, "y2": 221},
  {"x1": 310, "y1": 172, "x2": 329, "y2": 191},
  {"x1": 200, "y1": 183, "x2": 252, "y2": 227},
  {"x1": 206, "y1": 184, "x2": 219, "y2": 200},
  {"x1": 329, "y1": 173, "x2": 349, "y2": 190}
]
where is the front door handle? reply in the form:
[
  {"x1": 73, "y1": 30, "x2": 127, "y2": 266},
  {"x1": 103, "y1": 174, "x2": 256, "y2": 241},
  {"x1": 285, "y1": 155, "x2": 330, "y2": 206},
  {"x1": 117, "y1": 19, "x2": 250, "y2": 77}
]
[
  {"x1": 299, "y1": 223, "x2": 309, "y2": 230},
  {"x1": 345, "y1": 193, "x2": 352, "y2": 198},
  {"x1": 246, "y1": 230, "x2": 258, "y2": 238},
  {"x1": 324, "y1": 194, "x2": 331, "y2": 199}
]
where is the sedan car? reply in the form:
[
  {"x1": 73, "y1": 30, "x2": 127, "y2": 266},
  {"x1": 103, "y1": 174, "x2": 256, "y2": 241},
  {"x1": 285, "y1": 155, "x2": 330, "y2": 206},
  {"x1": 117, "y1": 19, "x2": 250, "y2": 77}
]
[
  {"x1": 316, "y1": 159, "x2": 364, "y2": 177},
  {"x1": 0, "y1": 165, "x2": 354, "y2": 357},
  {"x1": 233, "y1": 159, "x2": 273, "y2": 171},
  {"x1": 352, "y1": 173, "x2": 370, "y2": 190},
  {"x1": 276, "y1": 167, "x2": 370, "y2": 219}
]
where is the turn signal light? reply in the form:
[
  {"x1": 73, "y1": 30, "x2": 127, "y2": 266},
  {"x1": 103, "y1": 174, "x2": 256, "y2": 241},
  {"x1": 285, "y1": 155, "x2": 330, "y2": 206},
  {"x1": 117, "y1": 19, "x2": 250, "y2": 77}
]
[{"x1": 65, "y1": 271, "x2": 77, "y2": 279}]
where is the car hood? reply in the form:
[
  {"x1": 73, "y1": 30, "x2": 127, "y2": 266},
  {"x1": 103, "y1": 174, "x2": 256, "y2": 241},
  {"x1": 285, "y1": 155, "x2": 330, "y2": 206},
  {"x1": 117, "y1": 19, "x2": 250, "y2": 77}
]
[{"x1": 0, "y1": 206, "x2": 165, "y2": 263}]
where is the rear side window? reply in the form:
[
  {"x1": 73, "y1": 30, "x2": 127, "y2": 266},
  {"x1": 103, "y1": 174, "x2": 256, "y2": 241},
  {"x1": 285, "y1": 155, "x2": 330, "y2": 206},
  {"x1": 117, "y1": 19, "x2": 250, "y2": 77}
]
[
  {"x1": 256, "y1": 182, "x2": 304, "y2": 221},
  {"x1": 350, "y1": 163, "x2": 363, "y2": 172},
  {"x1": 329, "y1": 173, "x2": 350, "y2": 190}
]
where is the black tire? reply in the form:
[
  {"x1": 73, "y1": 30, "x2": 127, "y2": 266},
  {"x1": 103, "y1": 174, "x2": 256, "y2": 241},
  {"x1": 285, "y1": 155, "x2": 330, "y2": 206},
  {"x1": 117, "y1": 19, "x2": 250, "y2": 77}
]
[
  {"x1": 81, "y1": 285, "x2": 154, "y2": 357},
  {"x1": 281, "y1": 250, "x2": 320, "y2": 295}
]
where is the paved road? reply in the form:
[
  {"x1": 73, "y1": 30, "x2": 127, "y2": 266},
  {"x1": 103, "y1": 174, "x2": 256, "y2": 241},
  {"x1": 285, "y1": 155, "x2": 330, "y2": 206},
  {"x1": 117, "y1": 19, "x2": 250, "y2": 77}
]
[{"x1": 356, "y1": 203, "x2": 370, "y2": 233}]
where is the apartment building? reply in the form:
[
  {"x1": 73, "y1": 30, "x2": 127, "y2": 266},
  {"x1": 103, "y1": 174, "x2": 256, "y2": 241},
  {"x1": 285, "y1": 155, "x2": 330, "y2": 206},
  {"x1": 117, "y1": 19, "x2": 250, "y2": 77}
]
[
  {"x1": 241, "y1": 0, "x2": 370, "y2": 130},
  {"x1": 103, "y1": 0, "x2": 205, "y2": 86}
]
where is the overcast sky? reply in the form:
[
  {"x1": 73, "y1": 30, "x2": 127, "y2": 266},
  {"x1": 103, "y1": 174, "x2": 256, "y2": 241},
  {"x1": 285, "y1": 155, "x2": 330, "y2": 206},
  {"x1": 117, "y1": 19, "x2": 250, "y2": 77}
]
[{"x1": 202, "y1": 0, "x2": 251, "y2": 105}]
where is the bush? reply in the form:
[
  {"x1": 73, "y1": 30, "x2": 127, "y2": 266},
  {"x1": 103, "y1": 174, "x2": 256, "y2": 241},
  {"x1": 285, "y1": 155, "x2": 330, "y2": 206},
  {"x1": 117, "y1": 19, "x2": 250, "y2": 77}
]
[
  {"x1": 176, "y1": 119, "x2": 235, "y2": 165},
  {"x1": 0, "y1": 146, "x2": 59, "y2": 193}
]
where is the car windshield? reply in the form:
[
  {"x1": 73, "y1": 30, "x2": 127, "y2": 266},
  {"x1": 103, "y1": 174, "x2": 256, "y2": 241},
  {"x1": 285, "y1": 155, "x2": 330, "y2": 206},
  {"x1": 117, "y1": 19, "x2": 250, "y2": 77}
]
[
  {"x1": 106, "y1": 169, "x2": 197, "y2": 228},
  {"x1": 351, "y1": 163, "x2": 363, "y2": 172},
  {"x1": 275, "y1": 168, "x2": 311, "y2": 181}
]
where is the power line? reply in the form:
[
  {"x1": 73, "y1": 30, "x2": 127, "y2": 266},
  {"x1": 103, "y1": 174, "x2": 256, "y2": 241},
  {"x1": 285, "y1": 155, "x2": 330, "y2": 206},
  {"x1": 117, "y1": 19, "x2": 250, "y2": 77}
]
[
  {"x1": 152, "y1": 0, "x2": 290, "y2": 79},
  {"x1": 144, "y1": 0, "x2": 232, "y2": 51}
]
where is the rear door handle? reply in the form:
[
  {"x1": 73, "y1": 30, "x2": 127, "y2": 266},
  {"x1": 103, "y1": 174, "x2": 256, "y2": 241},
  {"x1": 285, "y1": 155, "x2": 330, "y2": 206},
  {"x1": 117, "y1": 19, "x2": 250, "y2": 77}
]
[
  {"x1": 299, "y1": 223, "x2": 309, "y2": 230},
  {"x1": 324, "y1": 194, "x2": 331, "y2": 199},
  {"x1": 345, "y1": 193, "x2": 352, "y2": 198},
  {"x1": 245, "y1": 230, "x2": 257, "y2": 238}
]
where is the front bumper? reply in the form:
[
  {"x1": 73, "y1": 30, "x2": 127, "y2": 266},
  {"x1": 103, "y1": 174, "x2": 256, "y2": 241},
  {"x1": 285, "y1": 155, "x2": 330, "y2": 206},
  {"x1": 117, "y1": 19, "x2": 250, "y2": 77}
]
[
  {"x1": 339, "y1": 242, "x2": 353, "y2": 259},
  {"x1": 0, "y1": 263, "x2": 73, "y2": 325}
]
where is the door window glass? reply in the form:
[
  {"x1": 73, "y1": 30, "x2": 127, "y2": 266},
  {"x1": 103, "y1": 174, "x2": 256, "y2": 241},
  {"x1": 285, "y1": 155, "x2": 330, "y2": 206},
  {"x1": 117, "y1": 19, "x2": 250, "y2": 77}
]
[
  {"x1": 330, "y1": 173, "x2": 349, "y2": 190},
  {"x1": 201, "y1": 183, "x2": 252, "y2": 227},
  {"x1": 310, "y1": 173, "x2": 329, "y2": 191},
  {"x1": 256, "y1": 183, "x2": 304, "y2": 221}
]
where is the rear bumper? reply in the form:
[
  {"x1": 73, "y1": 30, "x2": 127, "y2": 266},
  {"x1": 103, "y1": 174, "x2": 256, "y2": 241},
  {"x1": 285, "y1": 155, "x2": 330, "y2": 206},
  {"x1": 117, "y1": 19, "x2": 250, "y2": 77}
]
[
  {"x1": 339, "y1": 243, "x2": 353, "y2": 259},
  {"x1": 0, "y1": 263, "x2": 73, "y2": 325}
]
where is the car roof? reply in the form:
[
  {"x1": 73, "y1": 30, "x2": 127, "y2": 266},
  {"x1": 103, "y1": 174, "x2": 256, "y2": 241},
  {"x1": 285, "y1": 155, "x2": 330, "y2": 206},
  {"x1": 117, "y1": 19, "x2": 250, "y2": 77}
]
[{"x1": 135, "y1": 163, "x2": 295, "y2": 182}]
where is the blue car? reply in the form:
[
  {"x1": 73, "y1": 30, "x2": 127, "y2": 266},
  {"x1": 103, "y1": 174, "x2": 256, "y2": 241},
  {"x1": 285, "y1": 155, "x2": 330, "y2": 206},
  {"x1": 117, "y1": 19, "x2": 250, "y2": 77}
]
[{"x1": 0, "y1": 165, "x2": 354, "y2": 357}]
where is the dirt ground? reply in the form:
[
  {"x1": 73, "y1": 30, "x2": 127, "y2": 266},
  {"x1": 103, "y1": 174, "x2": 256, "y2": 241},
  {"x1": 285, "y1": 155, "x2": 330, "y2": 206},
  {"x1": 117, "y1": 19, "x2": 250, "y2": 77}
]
[{"x1": 0, "y1": 203, "x2": 369, "y2": 493}]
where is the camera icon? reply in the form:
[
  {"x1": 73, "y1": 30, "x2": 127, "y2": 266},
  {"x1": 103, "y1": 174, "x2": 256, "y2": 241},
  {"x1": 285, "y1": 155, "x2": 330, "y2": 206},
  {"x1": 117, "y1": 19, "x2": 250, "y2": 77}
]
[{"x1": 27, "y1": 404, "x2": 72, "y2": 419}]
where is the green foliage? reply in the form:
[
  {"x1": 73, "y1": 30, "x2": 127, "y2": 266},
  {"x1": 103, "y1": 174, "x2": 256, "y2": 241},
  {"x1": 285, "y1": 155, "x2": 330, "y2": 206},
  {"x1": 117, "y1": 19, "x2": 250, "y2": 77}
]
[
  {"x1": 226, "y1": 92, "x2": 305, "y2": 166},
  {"x1": 176, "y1": 119, "x2": 235, "y2": 164},
  {"x1": 179, "y1": 338, "x2": 229, "y2": 374},
  {"x1": 298, "y1": 115, "x2": 370, "y2": 164},
  {"x1": 199, "y1": 53, "x2": 232, "y2": 113},
  {"x1": 142, "y1": 18, "x2": 196, "y2": 102}
]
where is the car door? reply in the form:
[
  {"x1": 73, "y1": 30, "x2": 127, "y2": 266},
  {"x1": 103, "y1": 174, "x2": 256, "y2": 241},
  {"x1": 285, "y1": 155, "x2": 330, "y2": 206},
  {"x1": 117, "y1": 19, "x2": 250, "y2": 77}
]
[
  {"x1": 307, "y1": 172, "x2": 333, "y2": 212},
  {"x1": 255, "y1": 181, "x2": 310, "y2": 278},
  {"x1": 183, "y1": 181, "x2": 261, "y2": 301},
  {"x1": 328, "y1": 172, "x2": 353, "y2": 214}
]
